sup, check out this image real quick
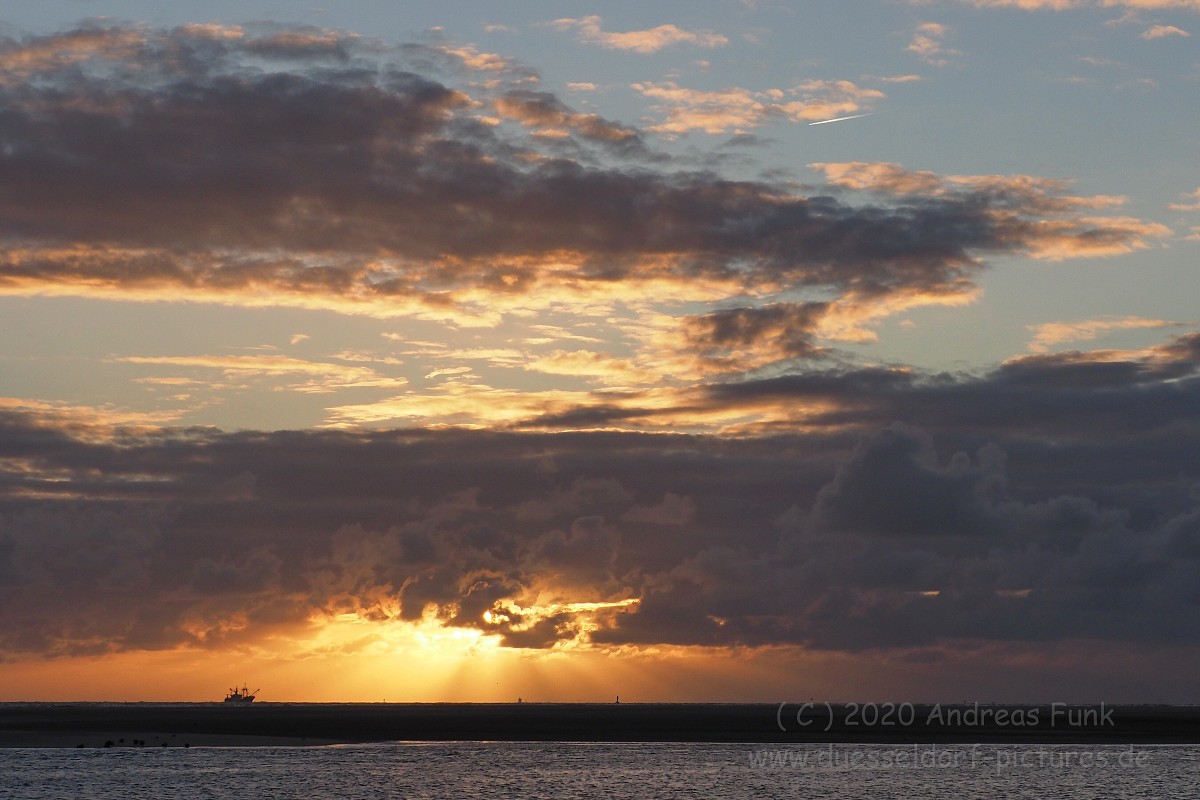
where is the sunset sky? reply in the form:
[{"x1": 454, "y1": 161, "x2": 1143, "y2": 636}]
[{"x1": 1, "y1": 1, "x2": 1198, "y2": 703}]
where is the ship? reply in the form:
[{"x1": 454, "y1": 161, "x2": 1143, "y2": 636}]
[{"x1": 224, "y1": 684, "x2": 258, "y2": 704}]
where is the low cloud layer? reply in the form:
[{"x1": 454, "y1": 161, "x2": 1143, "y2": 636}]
[{"x1": 2, "y1": 334, "x2": 1197, "y2": 660}]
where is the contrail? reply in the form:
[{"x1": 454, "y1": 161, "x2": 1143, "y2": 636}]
[{"x1": 808, "y1": 113, "x2": 874, "y2": 126}]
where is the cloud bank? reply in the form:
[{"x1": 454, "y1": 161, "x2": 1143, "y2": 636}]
[
  {"x1": 2, "y1": 333, "x2": 1198, "y2": 660},
  {"x1": 0, "y1": 23, "x2": 1165, "y2": 362}
]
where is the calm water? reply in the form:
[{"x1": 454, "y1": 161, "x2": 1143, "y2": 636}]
[{"x1": 3, "y1": 742, "x2": 1198, "y2": 799}]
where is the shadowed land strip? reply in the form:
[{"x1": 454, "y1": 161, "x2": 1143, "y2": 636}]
[{"x1": 2, "y1": 704, "x2": 1199, "y2": 747}]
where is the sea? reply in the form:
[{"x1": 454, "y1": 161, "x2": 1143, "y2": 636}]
[{"x1": 3, "y1": 741, "x2": 1198, "y2": 799}]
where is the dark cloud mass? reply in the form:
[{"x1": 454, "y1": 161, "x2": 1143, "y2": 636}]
[
  {"x1": 0, "y1": 24, "x2": 1162, "y2": 327},
  {"x1": 2, "y1": 337, "x2": 1198, "y2": 658},
  {"x1": 681, "y1": 302, "x2": 831, "y2": 366}
]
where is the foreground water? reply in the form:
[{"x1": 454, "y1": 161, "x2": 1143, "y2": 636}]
[{"x1": 3, "y1": 742, "x2": 1198, "y2": 799}]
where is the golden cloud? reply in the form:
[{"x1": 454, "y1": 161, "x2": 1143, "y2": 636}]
[
  {"x1": 1170, "y1": 188, "x2": 1200, "y2": 211},
  {"x1": 633, "y1": 80, "x2": 884, "y2": 133},
  {"x1": 907, "y1": 22, "x2": 960, "y2": 67},
  {"x1": 948, "y1": 1, "x2": 1200, "y2": 9},
  {"x1": 525, "y1": 350, "x2": 662, "y2": 386},
  {"x1": 549, "y1": 16, "x2": 728, "y2": 53},
  {"x1": 118, "y1": 355, "x2": 409, "y2": 393},
  {"x1": 1026, "y1": 316, "x2": 1184, "y2": 352}
]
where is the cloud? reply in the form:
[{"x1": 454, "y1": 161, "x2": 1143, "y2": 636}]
[
  {"x1": 322, "y1": 381, "x2": 604, "y2": 428},
  {"x1": 941, "y1": 0, "x2": 1079, "y2": 8},
  {"x1": 1141, "y1": 23, "x2": 1192, "y2": 36},
  {"x1": 811, "y1": 161, "x2": 1133, "y2": 210},
  {"x1": 524, "y1": 350, "x2": 661, "y2": 386},
  {"x1": 0, "y1": 25, "x2": 147, "y2": 81},
  {"x1": 0, "y1": 396, "x2": 184, "y2": 442},
  {"x1": 514, "y1": 329, "x2": 1200, "y2": 435},
  {"x1": 632, "y1": 79, "x2": 884, "y2": 133},
  {"x1": 1026, "y1": 316, "x2": 1184, "y2": 352},
  {"x1": 0, "y1": 23, "x2": 1166, "y2": 380},
  {"x1": 434, "y1": 44, "x2": 517, "y2": 72},
  {"x1": 907, "y1": 22, "x2": 960, "y2": 67},
  {"x1": 810, "y1": 424, "x2": 1004, "y2": 538},
  {"x1": 675, "y1": 302, "x2": 832, "y2": 371},
  {"x1": 3, "y1": 339, "x2": 1199, "y2": 659},
  {"x1": 116, "y1": 354, "x2": 409, "y2": 392},
  {"x1": 808, "y1": 162, "x2": 1167, "y2": 260},
  {"x1": 1170, "y1": 187, "x2": 1200, "y2": 211},
  {"x1": 945, "y1": 1, "x2": 1200, "y2": 10},
  {"x1": 549, "y1": 16, "x2": 728, "y2": 53},
  {"x1": 493, "y1": 89, "x2": 644, "y2": 146}
]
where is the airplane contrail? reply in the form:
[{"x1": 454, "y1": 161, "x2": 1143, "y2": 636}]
[{"x1": 808, "y1": 113, "x2": 874, "y2": 126}]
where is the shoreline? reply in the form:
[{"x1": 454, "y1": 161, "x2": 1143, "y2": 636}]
[
  {"x1": 2, "y1": 703, "x2": 1199, "y2": 748},
  {"x1": 0, "y1": 729, "x2": 338, "y2": 749}
]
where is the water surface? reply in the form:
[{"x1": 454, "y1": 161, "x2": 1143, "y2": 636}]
[{"x1": 3, "y1": 742, "x2": 1197, "y2": 799}]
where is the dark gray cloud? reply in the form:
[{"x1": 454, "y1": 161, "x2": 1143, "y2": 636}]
[
  {"x1": 811, "y1": 424, "x2": 1005, "y2": 538},
  {"x1": 526, "y1": 332, "x2": 1200, "y2": 447},
  {"x1": 0, "y1": 24, "x2": 1162, "y2": 324},
  {"x1": 2, "y1": 337, "x2": 1199, "y2": 659},
  {"x1": 494, "y1": 89, "x2": 648, "y2": 149},
  {"x1": 680, "y1": 302, "x2": 830, "y2": 366}
]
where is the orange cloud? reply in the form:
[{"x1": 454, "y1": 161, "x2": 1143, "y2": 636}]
[
  {"x1": 810, "y1": 162, "x2": 1129, "y2": 210},
  {"x1": 550, "y1": 16, "x2": 728, "y2": 53},
  {"x1": 1023, "y1": 216, "x2": 1171, "y2": 259},
  {"x1": 809, "y1": 162, "x2": 1167, "y2": 260},
  {"x1": 494, "y1": 90, "x2": 639, "y2": 142},
  {"x1": 811, "y1": 161, "x2": 947, "y2": 194},
  {"x1": 320, "y1": 379, "x2": 814, "y2": 433},
  {"x1": 0, "y1": 27, "x2": 145, "y2": 82},
  {"x1": 322, "y1": 381, "x2": 600, "y2": 428},
  {"x1": 949, "y1": 1, "x2": 1200, "y2": 9},
  {"x1": 1170, "y1": 187, "x2": 1200, "y2": 211},
  {"x1": 632, "y1": 80, "x2": 884, "y2": 133},
  {"x1": 1026, "y1": 316, "x2": 1184, "y2": 352},
  {"x1": 907, "y1": 23, "x2": 960, "y2": 67},
  {"x1": 633, "y1": 286, "x2": 981, "y2": 380},
  {"x1": 436, "y1": 44, "x2": 516, "y2": 72},
  {"x1": 951, "y1": 0, "x2": 1085, "y2": 7},
  {"x1": 117, "y1": 355, "x2": 409, "y2": 393},
  {"x1": 525, "y1": 350, "x2": 662, "y2": 386},
  {"x1": 0, "y1": 397, "x2": 181, "y2": 446}
]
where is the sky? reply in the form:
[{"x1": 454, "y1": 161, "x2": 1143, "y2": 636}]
[{"x1": 0, "y1": 0, "x2": 1198, "y2": 703}]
